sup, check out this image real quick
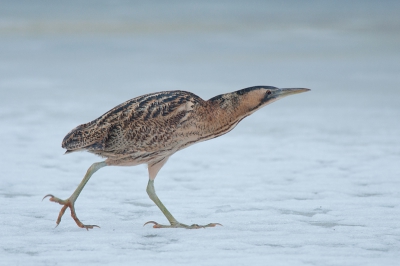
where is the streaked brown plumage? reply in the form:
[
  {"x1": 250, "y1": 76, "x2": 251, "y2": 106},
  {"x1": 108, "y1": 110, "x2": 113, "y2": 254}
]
[{"x1": 44, "y1": 86, "x2": 309, "y2": 229}]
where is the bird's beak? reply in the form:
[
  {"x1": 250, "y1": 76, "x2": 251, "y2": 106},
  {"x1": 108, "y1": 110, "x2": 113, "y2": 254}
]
[{"x1": 276, "y1": 88, "x2": 310, "y2": 98}]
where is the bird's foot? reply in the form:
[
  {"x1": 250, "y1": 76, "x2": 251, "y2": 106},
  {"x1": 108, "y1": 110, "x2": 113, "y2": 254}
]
[
  {"x1": 42, "y1": 194, "x2": 100, "y2": 230},
  {"x1": 143, "y1": 220, "x2": 222, "y2": 229}
]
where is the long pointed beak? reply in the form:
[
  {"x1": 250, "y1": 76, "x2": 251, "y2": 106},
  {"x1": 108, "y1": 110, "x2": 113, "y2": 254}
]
[{"x1": 276, "y1": 88, "x2": 310, "y2": 98}]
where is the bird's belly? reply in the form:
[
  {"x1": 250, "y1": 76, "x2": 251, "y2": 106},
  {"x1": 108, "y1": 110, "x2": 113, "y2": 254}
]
[{"x1": 104, "y1": 147, "x2": 178, "y2": 166}]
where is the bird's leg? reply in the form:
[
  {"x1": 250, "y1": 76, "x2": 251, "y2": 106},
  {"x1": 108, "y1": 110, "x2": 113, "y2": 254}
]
[
  {"x1": 144, "y1": 159, "x2": 221, "y2": 229},
  {"x1": 43, "y1": 161, "x2": 107, "y2": 230},
  {"x1": 144, "y1": 180, "x2": 221, "y2": 229},
  {"x1": 145, "y1": 179, "x2": 178, "y2": 226}
]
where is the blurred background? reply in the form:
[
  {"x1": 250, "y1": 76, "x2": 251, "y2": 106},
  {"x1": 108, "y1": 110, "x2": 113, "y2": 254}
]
[
  {"x1": 1, "y1": 1, "x2": 399, "y2": 265},
  {"x1": 1, "y1": 0, "x2": 399, "y2": 100}
]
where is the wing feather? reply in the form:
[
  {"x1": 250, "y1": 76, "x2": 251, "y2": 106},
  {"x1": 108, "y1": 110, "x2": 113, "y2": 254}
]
[{"x1": 62, "y1": 91, "x2": 204, "y2": 156}]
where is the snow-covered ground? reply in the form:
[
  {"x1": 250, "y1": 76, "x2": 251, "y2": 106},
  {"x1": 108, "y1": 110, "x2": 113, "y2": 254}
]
[{"x1": 1, "y1": 1, "x2": 399, "y2": 265}]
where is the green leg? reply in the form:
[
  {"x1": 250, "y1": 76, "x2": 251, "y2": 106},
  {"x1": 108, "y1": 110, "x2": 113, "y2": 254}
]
[
  {"x1": 144, "y1": 158, "x2": 221, "y2": 229},
  {"x1": 43, "y1": 161, "x2": 107, "y2": 230},
  {"x1": 146, "y1": 179, "x2": 179, "y2": 226}
]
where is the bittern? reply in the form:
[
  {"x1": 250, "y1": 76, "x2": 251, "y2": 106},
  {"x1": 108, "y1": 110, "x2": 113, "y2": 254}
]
[{"x1": 44, "y1": 86, "x2": 309, "y2": 229}]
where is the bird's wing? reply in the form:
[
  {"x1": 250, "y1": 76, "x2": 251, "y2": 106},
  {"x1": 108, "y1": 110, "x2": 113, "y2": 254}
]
[{"x1": 62, "y1": 91, "x2": 204, "y2": 155}]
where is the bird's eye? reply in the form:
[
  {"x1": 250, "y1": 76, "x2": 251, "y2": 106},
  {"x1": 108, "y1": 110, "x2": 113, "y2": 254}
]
[{"x1": 266, "y1": 90, "x2": 272, "y2": 95}]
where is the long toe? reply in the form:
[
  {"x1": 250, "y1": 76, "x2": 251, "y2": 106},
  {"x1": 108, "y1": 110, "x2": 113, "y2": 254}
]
[
  {"x1": 190, "y1": 223, "x2": 223, "y2": 229},
  {"x1": 81, "y1": 224, "x2": 100, "y2": 231},
  {"x1": 143, "y1": 221, "x2": 222, "y2": 229},
  {"x1": 43, "y1": 194, "x2": 68, "y2": 205},
  {"x1": 144, "y1": 221, "x2": 191, "y2": 228}
]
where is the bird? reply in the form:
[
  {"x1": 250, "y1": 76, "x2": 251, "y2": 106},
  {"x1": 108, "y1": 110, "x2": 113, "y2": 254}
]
[{"x1": 43, "y1": 86, "x2": 309, "y2": 230}]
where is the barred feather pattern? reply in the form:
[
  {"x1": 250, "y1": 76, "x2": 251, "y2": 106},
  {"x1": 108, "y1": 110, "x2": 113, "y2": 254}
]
[{"x1": 62, "y1": 87, "x2": 269, "y2": 166}]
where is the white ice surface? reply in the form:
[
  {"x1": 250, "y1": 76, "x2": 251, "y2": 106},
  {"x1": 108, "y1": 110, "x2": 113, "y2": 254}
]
[{"x1": 1, "y1": 1, "x2": 400, "y2": 265}]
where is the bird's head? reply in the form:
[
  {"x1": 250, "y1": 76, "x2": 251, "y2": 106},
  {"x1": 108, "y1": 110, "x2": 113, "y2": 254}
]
[{"x1": 234, "y1": 86, "x2": 310, "y2": 112}]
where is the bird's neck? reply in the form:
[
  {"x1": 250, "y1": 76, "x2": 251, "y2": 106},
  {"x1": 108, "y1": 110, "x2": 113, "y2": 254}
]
[{"x1": 201, "y1": 94, "x2": 253, "y2": 137}]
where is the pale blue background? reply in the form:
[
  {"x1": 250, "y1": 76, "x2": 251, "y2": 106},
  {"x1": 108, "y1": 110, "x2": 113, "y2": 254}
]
[{"x1": 1, "y1": 1, "x2": 399, "y2": 265}]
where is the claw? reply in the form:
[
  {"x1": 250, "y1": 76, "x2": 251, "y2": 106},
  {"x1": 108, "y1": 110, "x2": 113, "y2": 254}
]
[
  {"x1": 143, "y1": 221, "x2": 161, "y2": 228},
  {"x1": 42, "y1": 194, "x2": 54, "y2": 201},
  {"x1": 43, "y1": 194, "x2": 67, "y2": 205},
  {"x1": 143, "y1": 221, "x2": 157, "y2": 226}
]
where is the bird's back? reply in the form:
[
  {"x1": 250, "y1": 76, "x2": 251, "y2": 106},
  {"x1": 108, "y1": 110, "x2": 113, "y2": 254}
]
[{"x1": 62, "y1": 90, "x2": 205, "y2": 164}]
